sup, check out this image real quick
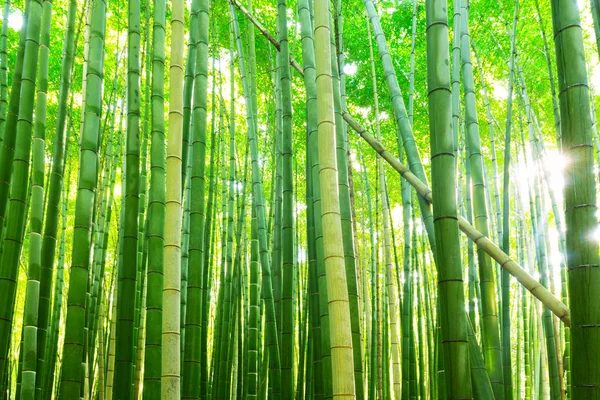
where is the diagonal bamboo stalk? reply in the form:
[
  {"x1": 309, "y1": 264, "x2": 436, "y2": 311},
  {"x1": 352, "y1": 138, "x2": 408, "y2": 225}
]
[
  {"x1": 230, "y1": 0, "x2": 572, "y2": 327},
  {"x1": 342, "y1": 112, "x2": 571, "y2": 327}
]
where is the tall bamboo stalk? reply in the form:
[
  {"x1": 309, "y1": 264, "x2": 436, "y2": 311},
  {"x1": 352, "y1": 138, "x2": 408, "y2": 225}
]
[
  {"x1": 20, "y1": 0, "x2": 51, "y2": 398},
  {"x1": 230, "y1": 4, "x2": 283, "y2": 396},
  {"x1": 314, "y1": 0, "x2": 355, "y2": 398},
  {"x1": 458, "y1": 0, "x2": 504, "y2": 395},
  {"x1": 427, "y1": 0, "x2": 473, "y2": 397},
  {"x1": 57, "y1": 0, "x2": 106, "y2": 397},
  {"x1": 162, "y1": 0, "x2": 185, "y2": 394},
  {"x1": 550, "y1": 2, "x2": 599, "y2": 398}
]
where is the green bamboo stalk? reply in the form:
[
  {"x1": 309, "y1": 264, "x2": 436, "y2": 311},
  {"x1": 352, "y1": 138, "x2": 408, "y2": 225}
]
[
  {"x1": 58, "y1": 0, "x2": 106, "y2": 396},
  {"x1": 471, "y1": 43, "x2": 503, "y2": 245},
  {"x1": 365, "y1": 15, "x2": 400, "y2": 398},
  {"x1": 403, "y1": 204, "x2": 414, "y2": 399},
  {"x1": 0, "y1": 0, "x2": 27, "y2": 253},
  {"x1": 533, "y1": 0, "x2": 561, "y2": 144},
  {"x1": 427, "y1": 0, "x2": 473, "y2": 397},
  {"x1": 273, "y1": 41, "x2": 283, "y2": 349},
  {"x1": 87, "y1": 43, "x2": 121, "y2": 400},
  {"x1": 0, "y1": 0, "x2": 10, "y2": 142},
  {"x1": 468, "y1": 320, "x2": 494, "y2": 398},
  {"x1": 0, "y1": 3, "x2": 39, "y2": 392},
  {"x1": 408, "y1": 0, "x2": 417, "y2": 128},
  {"x1": 230, "y1": 5, "x2": 283, "y2": 396},
  {"x1": 133, "y1": 10, "x2": 152, "y2": 387},
  {"x1": 529, "y1": 170, "x2": 561, "y2": 400},
  {"x1": 106, "y1": 279, "x2": 118, "y2": 400},
  {"x1": 276, "y1": 2, "x2": 295, "y2": 397},
  {"x1": 458, "y1": 0, "x2": 504, "y2": 395},
  {"x1": 112, "y1": 0, "x2": 142, "y2": 393},
  {"x1": 296, "y1": 1, "x2": 328, "y2": 396},
  {"x1": 246, "y1": 0, "x2": 258, "y2": 127},
  {"x1": 200, "y1": 44, "x2": 219, "y2": 400},
  {"x1": 451, "y1": 0, "x2": 461, "y2": 161},
  {"x1": 20, "y1": 1, "x2": 51, "y2": 397},
  {"x1": 181, "y1": 0, "x2": 198, "y2": 193},
  {"x1": 180, "y1": 139, "x2": 191, "y2": 372},
  {"x1": 246, "y1": 208, "x2": 260, "y2": 399},
  {"x1": 181, "y1": 0, "x2": 209, "y2": 397},
  {"x1": 501, "y1": 3, "x2": 519, "y2": 398},
  {"x1": 208, "y1": 134, "x2": 226, "y2": 396},
  {"x1": 363, "y1": 0, "x2": 437, "y2": 262},
  {"x1": 591, "y1": 0, "x2": 600, "y2": 57},
  {"x1": 42, "y1": 112, "x2": 72, "y2": 400}
]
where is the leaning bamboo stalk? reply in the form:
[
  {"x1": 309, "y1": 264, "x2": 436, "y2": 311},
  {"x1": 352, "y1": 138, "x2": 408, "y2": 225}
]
[
  {"x1": 366, "y1": 15, "x2": 400, "y2": 399},
  {"x1": 342, "y1": 112, "x2": 571, "y2": 327}
]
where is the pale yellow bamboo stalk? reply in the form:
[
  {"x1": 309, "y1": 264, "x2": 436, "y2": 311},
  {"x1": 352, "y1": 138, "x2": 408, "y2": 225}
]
[
  {"x1": 314, "y1": 0, "x2": 355, "y2": 398},
  {"x1": 162, "y1": 0, "x2": 185, "y2": 395}
]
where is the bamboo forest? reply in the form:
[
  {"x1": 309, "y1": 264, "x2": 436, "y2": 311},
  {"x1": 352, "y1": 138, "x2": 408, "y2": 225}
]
[{"x1": 3, "y1": 0, "x2": 600, "y2": 398}]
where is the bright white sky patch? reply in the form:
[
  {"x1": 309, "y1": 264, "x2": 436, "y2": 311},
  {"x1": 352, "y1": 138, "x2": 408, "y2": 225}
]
[
  {"x1": 594, "y1": 226, "x2": 600, "y2": 243},
  {"x1": 297, "y1": 246, "x2": 307, "y2": 263},
  {"x1": 390, "y1": 203, "x2": 403, "y2": 230},
  {"x1": 542, "y1": 149, "x2": 567, "y2": 194},
  {"x1": 590, "y1": 63, "x2": 600, "y2": 91},
  {"x1": 8, "y1": 11, "x2": 22, "y2": 31},
  {"x1": 491, "y1": 79, "x2": 508, "y2": 100},
  {"x1": 343, "y1": 62, "x2": 358, "y2": 76}
]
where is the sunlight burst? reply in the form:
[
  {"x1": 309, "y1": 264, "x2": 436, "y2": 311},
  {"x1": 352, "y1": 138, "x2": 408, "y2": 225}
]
[{"x1": 8, "y1": 11, "x2": 22, "y2": 31}]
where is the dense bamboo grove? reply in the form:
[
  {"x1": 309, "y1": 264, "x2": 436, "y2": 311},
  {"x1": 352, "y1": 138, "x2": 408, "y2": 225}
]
[{"x1": 1, "y1": 0, "x2": 600, "y2": 398}]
